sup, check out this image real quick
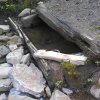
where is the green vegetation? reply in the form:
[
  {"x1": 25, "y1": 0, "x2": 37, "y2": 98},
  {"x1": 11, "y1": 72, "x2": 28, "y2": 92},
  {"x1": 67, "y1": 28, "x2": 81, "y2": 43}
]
[
  {"x1": 0, "y1": 0, "x2": 38, "y2": 15},
  {"x1": 61, "y1": 61, "x2": 81, "y2": 88},
  {"x1": 0, "y1": 1, "x2": 16, "y2": 15},
  {"x1": 55, "y1": 80, "x2": 62, "y2": 88},
  {"x1": 96, "y1": 26, "x2": 100, "y2": 29},
  {"x1": 61, "y1": 61, "x2": 80, "y2": 76}
]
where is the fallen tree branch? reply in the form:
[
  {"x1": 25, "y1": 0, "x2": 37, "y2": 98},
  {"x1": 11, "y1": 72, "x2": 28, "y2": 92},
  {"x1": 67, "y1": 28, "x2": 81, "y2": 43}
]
[{"x1": 34, "y1": 50, "x2": 87, "y2": 65}]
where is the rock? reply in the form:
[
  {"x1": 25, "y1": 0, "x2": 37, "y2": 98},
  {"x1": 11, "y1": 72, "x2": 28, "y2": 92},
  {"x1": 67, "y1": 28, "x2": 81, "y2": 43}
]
[
  {"x1": 18, "y1": 8, "x2": 36, "y2": 17},
  {"x1": 8, "y1": 44, "x2": 18, "y2": 51},
  {"x1": 0, "y1": 0, "x2": 7, "y2": 2},
  {"x1": 6, "y1": 47, "x2": 24, "y2": 65},
  {"x1": 45, "y1": 86, "x2": 51, "y2": 97},
  {"x1": 20, "y1": 53, "x2": 30, "y2": 65},
  {"x1": 0, "y1": 25, "x2": 10, "y2": 33},
  {"x1": 0, "y1": 63, "x2": 12, "y2": 67},
  {"x1": 8, "y1": 88, "x2": 38, "y2": 100},
  {"x1": 10, "y1": 64, "x2": 46, "y2": 97},
  {"x1": 0, "y1": 93, "x2": 7, "y2": 100},
  {"x1": 90, "y1": 79, "x2": 100, "y2": 99},
  {"x1": 0, "y1": 79, "x2": 12, "y2": 92},
  {"x1": 7, "y1": 35, "x2": 23, "y2": 46},
  {"x1": 14, "y1": 63, "x2": 28, "y2": 68},
  {"x1": 0, "y1": 63, "x2": 12, "y2": 79},
  {"x1": 0, "y1": 28, "x2": 3, "y2": 35},
  {"x1": 0, "y1": 57, "x2": 6, "y2": 64},
  {"x1": 21, "y1": 14, "x2": 37, "y2": 28},
  {"x1": 0, "y1": 36, "x2": 11, "y2": 42},
  {"x1": 0, "y1": 45, "x2": 10, "y2": 58},
  {"x1": 6, "y1": 32, "x2": 14, "y2": 37},
  {"x1": 50, "y1": 90, "x2": 71, "y2": 100},
  {"x1": 62, "y1": 88, "x2": 73, "y2": 95}
]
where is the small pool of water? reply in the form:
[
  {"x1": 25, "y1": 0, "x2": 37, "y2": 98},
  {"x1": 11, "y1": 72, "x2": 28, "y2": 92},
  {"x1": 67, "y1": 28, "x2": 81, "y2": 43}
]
[{"x1": 23, "y1": 23, "x2": 81, "y2": 54}]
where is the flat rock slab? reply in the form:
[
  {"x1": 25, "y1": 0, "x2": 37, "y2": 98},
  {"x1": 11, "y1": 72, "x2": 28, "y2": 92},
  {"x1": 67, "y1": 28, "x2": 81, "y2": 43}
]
[
  {"x1": 36, "y1": 0, "x2": 100, "y2": 57},
  {"x1": 10, "y1": 64, "x2": 46, "y2": 97}
]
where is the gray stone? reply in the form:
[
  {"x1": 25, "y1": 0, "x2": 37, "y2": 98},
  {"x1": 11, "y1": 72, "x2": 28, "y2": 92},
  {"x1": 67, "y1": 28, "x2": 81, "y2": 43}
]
[
  {"x1": 62, "y1": 88, "x2": 73, "y2": 95},
  {"x1": 0, "y1": 28, "x2": 3, "y2": 35},
  {"x1": 10, "y1": 64, "x2": 46, "y2": 97},
  {"x1": 18, "y1": 8, "x2": 36, "y2": 17},
  {"x1": 0, "y1": 25, "x2": 10, "y2": 33},
  {"x1": 7, "y1": 35, "x2": 23, "y2": 46},
  {"x1": 6, "y1": 47, "x2": 24, "y2": 65},
  {"x1": 8, "y1": 88, "x2": 38, "y2": 100},
  {"x1": 8, "y1": 44, "x2": 18, "y2": 51},
  {"x1": 21, "y1": 14, "x2": 42, "y2": 28},
  {"x1": 0, "y1": 93, "x2": 7, "y2": 100},
  {"x1": 6, "y1": 32, "x2": 14, "y2": 37},
  {"x1": 0, "y1": 45, "x2": 10, "y2": 58},
  {"x1": 0, "y1": 57, "x2": 6, "y2": 64},
  {"x1": 0, "y1": 0, "x2": 7, "y2": 2},
  {"x1": 90, "y1": 79, "x2": 100, "y2": 99},
  {"x1": 45, "y1": 86, "x2": 51, "y2": 97},
  {"x1": 50, "y1": 90, "x2": 71, "y2": 100},
  {"x1": 0, "y1": 63, "x2": 12, "y2": 79},
  {"x1": 0, "y1": 79, "x2": 12, "y2": 92},
  {"x1": 20, "y1": 53, "x2": 30, "y2": 65},
  {"x1": 0, "y1": 63, "x2": 12, "y2": 67},
  {"x1": 0, "y1": 36, "x2": 11, "y2": 42},
  {"x1": 21, "y1": 14, "x2": 37, "y2": 28}
]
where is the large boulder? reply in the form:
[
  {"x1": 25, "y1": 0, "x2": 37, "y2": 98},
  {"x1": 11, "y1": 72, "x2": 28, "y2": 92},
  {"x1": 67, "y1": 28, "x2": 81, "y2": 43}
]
[
  {"x1": 0, "y1": 79, "x2": 12, "y2": 92},
  {"x1": 6, "y1": 47, "x2": 24, "y2": 65},
  {"x1": 10, "y1": 64, "x2": 46, "y2": 97},
  {"x1": 50, "y1": 90, "x2": 71, "y2": 100},
  {"x1": 8, "y1": 88, "x2": 38, "y2": 100},
  {"x1": 36, "y1": 0, "x2": 100, "y2": 57}
]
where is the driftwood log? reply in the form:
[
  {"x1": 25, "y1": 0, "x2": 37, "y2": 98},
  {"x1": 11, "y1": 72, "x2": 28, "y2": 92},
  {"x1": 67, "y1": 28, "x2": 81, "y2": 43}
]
[
  {"x1": 36, "y1": 1, "x2": 100, "y2": 57},
  {"x1": 34, "y1": 50, "x2": 87, "y2": 65},
  {"x1": 8, "y1": 17, "x2": 64, "y2": 89}
]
